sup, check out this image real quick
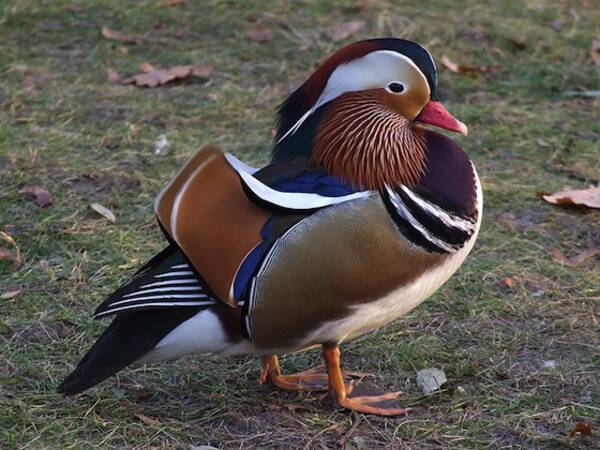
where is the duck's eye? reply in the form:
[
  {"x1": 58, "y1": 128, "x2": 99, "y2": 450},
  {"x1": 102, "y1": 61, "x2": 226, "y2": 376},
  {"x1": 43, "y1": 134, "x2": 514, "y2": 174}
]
[{"x1": 387, "y1": 82, "x2": 405, "y2": 93}]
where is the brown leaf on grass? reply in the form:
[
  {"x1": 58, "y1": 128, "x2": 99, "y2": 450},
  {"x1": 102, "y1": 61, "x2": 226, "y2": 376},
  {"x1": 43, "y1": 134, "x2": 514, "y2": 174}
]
[
  {"x1": 590, "y1": 37, "x2": 600, "y2": 65},
  {"x1": 161, "y1": 0, "x2": 185, "y2": 6},
  {"x1": 1, "y1": 289, "x2": 21, "y2": 300},
  {"x1": 190, "y1": 64, "x2": 213, "y2": 79},
  {"x1": 327, "y1": 20, "x2": 366, "y2": 42},
  {"x1": 249, "y1": 23, "x2": 274, "y2": 42},
  {"x1": 106, "y1": 68, "x2": 120, "y2": 82},
  {"x1": 502, "y1": 277, "x2": 515, "y2": 289},
  {"x1": 441, "y1": 55, "x2": 499, "y2": 74},
  {"x1": 90, "y1": 203, "x2": 116, "y2": 222},
  {"x1": 507, "y1": 37, "x2": 527, "y2": 50},
  {"x1": 134, "y1": 412, "x2": 161, "y2": 426},
  {"x1": 118, "y1": 64, "x2": 212, "y2": 88},
  {"x1": 138, "y1": 62, "x2": 156, "y2": 73},
  {"x1": 0, "y1": 248, "x2": 20, "y2": 270},
  {"x1": 567, "y1": 421, "x2": 592, "y2": 439},
  {"x1": 20, "y1": 186, "x2": 52, "y2": 207},
  {"x1": 548, "y1": 247, "x2": 600, "y2": 267},
  {"x1": 101, "y1": 26, "x2": 140, "y2": 44},
  {"x1": 541, "y1": 185, "x2": 600, "y2": 209}
]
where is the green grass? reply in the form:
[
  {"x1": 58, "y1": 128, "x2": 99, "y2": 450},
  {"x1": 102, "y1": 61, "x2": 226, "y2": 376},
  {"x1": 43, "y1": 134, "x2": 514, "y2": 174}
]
[{"x1": 1, "y1": 0, "x2": 599, "y2": 448}]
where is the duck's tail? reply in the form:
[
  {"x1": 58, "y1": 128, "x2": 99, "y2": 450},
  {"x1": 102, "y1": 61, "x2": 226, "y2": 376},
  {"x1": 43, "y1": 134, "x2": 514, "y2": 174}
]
[
  {"x1": 58, "y1": 308, "x2": 199, "y2": 395},
  {"x1": 59, "y1": 244, "x2": 249, "y2": 396}
]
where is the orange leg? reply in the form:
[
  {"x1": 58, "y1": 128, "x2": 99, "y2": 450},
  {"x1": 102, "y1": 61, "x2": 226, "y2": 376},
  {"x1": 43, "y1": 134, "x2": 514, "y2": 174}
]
[
  {"x1": 259, "y1": 355, "x2": 332, "y2": 391},
  {"x1": 322, "y1": 345, "x2": 411, "y2": 416}
]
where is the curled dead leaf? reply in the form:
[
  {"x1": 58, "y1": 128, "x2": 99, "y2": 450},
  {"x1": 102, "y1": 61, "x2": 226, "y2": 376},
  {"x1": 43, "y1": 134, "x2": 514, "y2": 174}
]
[
  {"x1": 327, "y1": 20, "x2": 366, "y2": 42},
  {"x1": 548, "y1": 247, "x2": 600, "y2": 267},
  {"x1": 565, "y1": 89, "x2": 600, "y2": 98},
  {"x1": 90, "y1": 203, "x2": 116, "y2": 222},
  {"x1": 441, "y1": 55, "x2": 499, "y2": 74},
  {"x1": 502, "y1": 277, "x2": 515, "y2": 289},
  {"x1": 101, "y1": 26, "x2": 140, "y2": 44},
  {"x1": 119, "y1": 64, "x2": 212, "y2": 88},
  {"x1": 541, "y1": 185, "x2": 600, "y2": 209},
  {"x1": 249, "y1": 23, "x2": 274, "y2": 42},
  {"x1": 590, "y1": 37, "x2": 600, "y2": 65},
  {"x1": 0, "y1": 248, "x2": 20, "y2": 270},
  {"x1": 20, "y1": 186, "x2": 53, "y2": 207},
  {"x1": 138, "y1": 62, "x2": 156, "y2": 73},
  {"x1": 507, "y1": 37, "x2": 527, "y2": 50},
  {"x1": 106, "y1": 68, "x2": 120, "y2": 82},
  {"x1": 134, "y1": 412, "x2": 161, "y2": 426},
  {"x1": 1, "y1": 289, "x2": 21, "y2": 300},
  {"x1": 567, "y1": 421, "x2": 592, "y2": 439}
]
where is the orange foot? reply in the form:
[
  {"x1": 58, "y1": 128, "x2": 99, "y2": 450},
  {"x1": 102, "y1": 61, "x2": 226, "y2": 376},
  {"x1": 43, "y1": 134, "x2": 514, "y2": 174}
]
[
  {"x1": 259, "y1": 355, "x2": 371, "y2": 391},
  {"x1": 322, "y1": 346, "x2": 412, "y2": 417}
]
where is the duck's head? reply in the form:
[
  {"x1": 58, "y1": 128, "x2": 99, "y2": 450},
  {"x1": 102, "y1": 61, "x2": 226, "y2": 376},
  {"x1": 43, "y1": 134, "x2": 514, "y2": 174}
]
[{"x1": 273, "y1": 38, "x2": 467, "y2": 189}]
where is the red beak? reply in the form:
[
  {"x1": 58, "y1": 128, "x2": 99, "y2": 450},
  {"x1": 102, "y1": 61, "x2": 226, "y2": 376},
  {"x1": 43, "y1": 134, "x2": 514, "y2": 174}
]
[{"x1": 414, "y1": 101, "x2": 468, "y2": 136}]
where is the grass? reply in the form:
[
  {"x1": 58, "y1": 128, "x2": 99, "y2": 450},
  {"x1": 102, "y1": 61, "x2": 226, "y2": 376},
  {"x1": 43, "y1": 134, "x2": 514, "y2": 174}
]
[{"x1": 1, "y1": 0, "x2": 599, "y2": 448}]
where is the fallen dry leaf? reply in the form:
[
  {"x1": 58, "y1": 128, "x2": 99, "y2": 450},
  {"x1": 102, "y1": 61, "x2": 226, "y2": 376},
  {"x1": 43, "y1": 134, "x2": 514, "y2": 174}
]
[
  {"x1": 502, "y1": 277, "x2": 515, "y2": 289},
  {"x1": 590, "y1": 37, "x2": 600, "y2": 65},
  {"x1": 548, "y1": 247, "x2": 600, "y2": 267},
  {"x1": 327, "y1": 20, "x2": 366, "y2": 42},
  {"x1": 1, "y1": 289, "x2": 21, "y2": 300},
  {"x1": 20, "y1": 186, "x2": 52, "y2": 207},
  {"x1": 0, "y1": 248, "x2": 20, "y2": 270},
  {"x1": 101, "y1": 26, "x2": 140, "y2": 44},
  {"x1": 90, "y1": 203, "x2": 116, "y2": 222},
  {"x1": 106, "y1": 68, "x2": 120, "y2": 82},
  {"x1": 138, "y1": 62, "x2": 156, "y2": 73},
  {"x1": 21, "y1": 71, "x2": 49, "y2": 89},
  {"x1": 118, "y1": 64, "x2": 212, "y2": 88},
  {"x1": 565, "y1": 89, "x2": 600, "y2": 98},
  {"x1": 249, "y1": 23, "x2": 274, "y2": 42},
  {"x1": 541, "y1": 185, "x2": 600, "y2": 209},
  {"x1": 507, "y1": 37, "x2": 527, "y2": 50},
  {"x1": 161, "y1": 0, "x2": 185, "y2": 6},
  {"x1": 416, "y1": 368, "x2": 447, "y2": 395},
  {"x1": 190, "y1": 64, "x2": 213, "y2": 79},
  {"x1": 441, "y1": 55, "x2": 498, "y2": 74},
  {"x1": 115, "y1": 45, "x2": 129, "y2": 55},
  {"x1": 567, "y1": 421, "x2": 592, "y2": 439},
  {"x1": 134, "y1": 412, "x2": 161, "y2": 426}
]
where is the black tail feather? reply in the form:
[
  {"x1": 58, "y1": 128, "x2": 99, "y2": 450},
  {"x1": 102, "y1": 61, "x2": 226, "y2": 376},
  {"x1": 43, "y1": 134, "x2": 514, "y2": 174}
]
[{"x1": 58, "y1": 308, "x2": 199, "y2": 395}]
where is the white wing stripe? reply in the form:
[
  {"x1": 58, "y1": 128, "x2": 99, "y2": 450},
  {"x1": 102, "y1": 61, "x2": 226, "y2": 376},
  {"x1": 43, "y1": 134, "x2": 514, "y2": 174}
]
[
  {"x1": 170, "y1": 263, "x2": 189, "y2": 269},
  {"x1": 123, "y1": 286, "x2": 204, "y2": 298},
  {"x1": 108, "y1": 294, "x2": 210, "y2": 307},
  {"x1": 225, "y1": 153, "x2": 371, "y2": 210},
  {"x1": 140, "y1": 279, "x2": 200, "y2": 288},
  {"x1": 154, "y1": 271, "x2": 194, "y2": 278},
  {"x1": 96, "y1": 301, "x2": 215, "y2": 318}
]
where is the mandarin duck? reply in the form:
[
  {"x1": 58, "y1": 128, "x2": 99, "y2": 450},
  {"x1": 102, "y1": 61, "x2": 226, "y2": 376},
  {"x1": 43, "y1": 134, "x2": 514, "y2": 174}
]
[{"x1": 59, "y1": 38, "x2": 482, "y2": 416}]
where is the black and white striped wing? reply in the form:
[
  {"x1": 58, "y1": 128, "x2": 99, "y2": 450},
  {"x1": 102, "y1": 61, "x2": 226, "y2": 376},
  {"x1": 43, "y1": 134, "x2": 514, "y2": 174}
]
[{"x1": 94, "y1": 245, "x2": 219, "y2": 318}]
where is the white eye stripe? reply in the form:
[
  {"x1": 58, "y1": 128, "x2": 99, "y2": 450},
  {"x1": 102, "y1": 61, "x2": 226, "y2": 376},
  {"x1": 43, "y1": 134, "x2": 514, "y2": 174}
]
[{"x1": 278, "y1": 50, "x2": 430, "y2": 143}]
